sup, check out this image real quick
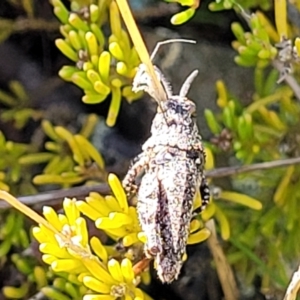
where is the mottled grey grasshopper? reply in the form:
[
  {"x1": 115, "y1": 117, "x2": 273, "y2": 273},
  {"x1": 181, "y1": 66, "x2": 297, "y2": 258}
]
[{"x1": 122, "y1": 39, "x2": 210, "y2": 283}]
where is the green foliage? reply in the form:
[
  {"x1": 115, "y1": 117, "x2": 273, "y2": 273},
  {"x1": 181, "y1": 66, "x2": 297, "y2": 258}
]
[
  {"x1": 0, "y1": 211, "x2": 29, "y2": 257},
  {"x1": 0, "y1": 0, "x2": 300, "y2": 299},
  {"x1": 231, "y1": 15, "x2": 278, "y2": 68},
  {"x1": 205, "y1": 77, "x2": 298, "y2": 163},
  {"x1": 0, "y1": 131, "x2": 37, "y2": 194},
  {"x1": 19, "y1": 115, "x2": 106, "y2": 188},
  {"x1": 0, "y1": 0, "x2": 58, "y2": 43},
  {"x1": 164, "y1": 0, "x2": 200, "y2": 25},
  {"x1": 205, "y1": 74, "x2": 300, "y2": 286},
  {"x1": 0, "y1": 81, "x2": 44, "y2": 129},
  {"x1": 209, "y1": 0, "x2": 272, "y2": 11},
  {"x1": 165, "y1": 0, "x2": 273, "y2": 25},
  {"x1": 202, "y1": 0, "x2": 300, "y2": 292},
  {"x1": 52, "y1": 0, "x2": 142, "y2": 126}
]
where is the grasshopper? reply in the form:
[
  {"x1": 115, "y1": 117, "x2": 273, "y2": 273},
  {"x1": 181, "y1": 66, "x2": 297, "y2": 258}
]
[{"x1": 122, "y1": 39, "x2": 210, "y2": 283}]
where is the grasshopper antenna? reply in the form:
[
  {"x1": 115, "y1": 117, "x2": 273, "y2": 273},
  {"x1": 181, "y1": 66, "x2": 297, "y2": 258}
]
[
  {"x1": 150, "y1": 39, "x2": 196, "y2": 117},
  {"x1": 150, "y1": 39, "x2": 196, "y2": 61},
  {"x1": 134, "y1": 39, "x2": 197, "y2": 118},
  {"x1": 179, "y1": 70, "x2": 199, "y2": 97}
]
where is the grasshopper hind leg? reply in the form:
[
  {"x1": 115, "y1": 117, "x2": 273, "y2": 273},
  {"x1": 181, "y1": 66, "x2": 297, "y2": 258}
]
[
  {"x1": 122, "y1": 152, "x2": 149, "y2": 197},
  {"x1": 193, "y1": 176, "x2": 210, "y2": 215},
  {"x1": 200, "y1": 176, "x2": 210, "y2": 209}
]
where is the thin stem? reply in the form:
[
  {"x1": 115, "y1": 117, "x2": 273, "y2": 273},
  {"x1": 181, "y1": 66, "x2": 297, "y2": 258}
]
[
  {"x1": 0, "y1": 191, "x2": 59, "y2": 233},
  {"x1": 205, "y1": 156, "x2": 300, "y2": 178},
  {"x1": 115, "y1": 0, "x2": 166, "y2": 102},
  {"x1": 206, "y1": 219, "x2": 239, "y2": 300},
  {"x1": 8, "y1": 183, "x2": 110, "y2": 209},
  {"x1": 1, "y1": 157, "x2": 300, "y2": 209},
  {"x1": 13, "y1": 18, "x2": 59, "y2": 32}
]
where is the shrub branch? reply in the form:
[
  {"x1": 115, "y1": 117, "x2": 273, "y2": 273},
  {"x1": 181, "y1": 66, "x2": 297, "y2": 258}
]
[{"x1": 1, "y1": 157, "x2": 300, "y2": 208}]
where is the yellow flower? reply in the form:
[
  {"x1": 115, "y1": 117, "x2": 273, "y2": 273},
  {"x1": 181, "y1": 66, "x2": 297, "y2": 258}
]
[
  {"x1": 77, "y1": 174, "x2": 142, "y2": 247},
  {"x1": 32, "y1": 196, "x2": 147, "y2": 299}
]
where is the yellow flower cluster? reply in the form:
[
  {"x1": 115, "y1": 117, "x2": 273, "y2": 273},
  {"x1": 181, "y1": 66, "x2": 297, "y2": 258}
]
[
  {"x1": 80, "y1": 174, "x2": 211, "y2": 248},
  {"x1": 32, "y1": 196, "x2": 149, "y2": 300},
  {"x1": 51, "y1": 0, "x2": 142, "y2": 127},
  {"x1": 25, "y1": 172, "x2": 210, "y2": 298},
  {"x1": 77, "y1": 174, "x2": 142, "y2": 247}
]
